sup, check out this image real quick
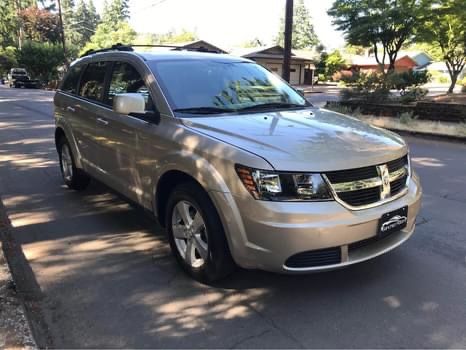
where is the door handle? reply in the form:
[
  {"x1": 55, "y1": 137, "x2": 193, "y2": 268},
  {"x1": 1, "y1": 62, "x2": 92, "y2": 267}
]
[
  {"x1": 97, "y1": 117, "x2": 109, "y2": 126},
  {"x1": 66, "y1": 106, "x2": 75, "y2": 113}
]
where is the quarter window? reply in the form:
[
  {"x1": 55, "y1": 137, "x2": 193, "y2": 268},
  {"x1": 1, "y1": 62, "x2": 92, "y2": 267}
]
[
  {"x1": 79, "y1": 62, "x2": 108, "y2": 102},
  {"x1": 107, "y1": 62, "x2": 152, "y2": 110}
]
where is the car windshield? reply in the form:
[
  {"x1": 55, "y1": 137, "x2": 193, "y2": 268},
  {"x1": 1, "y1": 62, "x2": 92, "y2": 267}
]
[
  {"x1": 149, "y1": 60, "x2": 308, "y2": 115},
  {"x1": 13, "y1": 70, "x2": 26, "y2": 75}
]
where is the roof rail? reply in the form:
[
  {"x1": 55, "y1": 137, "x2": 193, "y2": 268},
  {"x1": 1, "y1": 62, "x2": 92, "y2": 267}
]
[
  {"x1": 80, "y1": 43, "x2": 221, "y2": 58},
  {"x1": 130, "y1": 44, "x2": 221, "y2": 53},
  {"x1": 80, "y1": 43, "x2": 133, "y2": 58}
]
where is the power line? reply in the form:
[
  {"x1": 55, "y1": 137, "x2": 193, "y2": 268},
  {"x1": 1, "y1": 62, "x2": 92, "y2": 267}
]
[{"x1": 131, "y1": 0, "x2": 170, "y2": 14}]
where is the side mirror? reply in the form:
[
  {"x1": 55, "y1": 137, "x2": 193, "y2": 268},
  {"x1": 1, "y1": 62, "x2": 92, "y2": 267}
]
[{"x1": 113, "y1": 93, "x2": 146, "y2": 115}]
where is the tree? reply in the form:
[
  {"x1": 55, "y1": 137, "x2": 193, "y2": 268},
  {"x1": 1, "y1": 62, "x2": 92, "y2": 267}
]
[
  {"x1": 276, "y1": 0, "x2": 319, "y2": 49},
  {"x1": 325, "y1": 50, "x2": 346, "y2": 79},
  {"x1": 81, "y1": 21, "x2": 136, "y2": 53},
  {"x1": 316, "y1": 49, "x2": 346, "y2": 81},
  {"x1": 18, "y1": 6, "x2": 61, "y2": 43},
  {"x1": 0, "y1": 1, "x2": 17, "y2": 48},
  {"x1": 72, "y1": 0, "x2": 100, "y2": 48},
  {"x1": 0, "y1": 46, "x2": 18, "y2": 76},
  {"x1": 329, "y1": 0, "x2": 425, "y2": 73},
  {"x1": 16, "y1": 41, "x2": 65, "y2": 81},
  {"x1": 416, "y1": 0, "x2": 466, "y2": 93},
  {"x1": 102, "y1": 0, "x2": 129, "y2": 27},
  {"x1": 153, "y1": 29, "x2": 198, "y2": 44}
]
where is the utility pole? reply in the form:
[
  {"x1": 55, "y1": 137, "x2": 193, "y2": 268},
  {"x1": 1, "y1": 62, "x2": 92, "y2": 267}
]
[
  {"x1": 282, "y1": 0, "x2": 293, "y2": 83},
  {"x1": 57, "y1": 0, "x2": 68, "y2": 68},
  {"x1": 14, "y1": 0, "x2": 23, "y2": 50}
]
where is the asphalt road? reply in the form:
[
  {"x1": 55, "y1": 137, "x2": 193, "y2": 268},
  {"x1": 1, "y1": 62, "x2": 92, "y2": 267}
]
[{"x1": 1, "y1": 85, "x2": 466, "y2": 348}]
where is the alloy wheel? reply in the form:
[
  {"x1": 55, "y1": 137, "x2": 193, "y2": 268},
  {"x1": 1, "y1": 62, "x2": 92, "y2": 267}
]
[{"x1": 171, "y1": 200, "x2": 209, "y2": 268}]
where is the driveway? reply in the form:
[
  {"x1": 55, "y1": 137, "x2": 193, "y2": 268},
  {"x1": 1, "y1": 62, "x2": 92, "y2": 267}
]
[{"x1": 1, "y1": 85, "x2": 466, "y2": 348}]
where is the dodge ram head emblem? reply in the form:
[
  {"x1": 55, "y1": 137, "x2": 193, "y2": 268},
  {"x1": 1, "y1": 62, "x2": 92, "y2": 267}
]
[{"x1": 378, "y1": 164, "x2": 391, "y2": 200}]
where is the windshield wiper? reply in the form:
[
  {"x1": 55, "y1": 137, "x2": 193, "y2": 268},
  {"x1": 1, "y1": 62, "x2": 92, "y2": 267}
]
[
  {"x1": 236, "y1": 102, "x2": 307, "y2": 112},
  {"x1": 173, "y1": 107, "x2": 234, "y2": 115}
]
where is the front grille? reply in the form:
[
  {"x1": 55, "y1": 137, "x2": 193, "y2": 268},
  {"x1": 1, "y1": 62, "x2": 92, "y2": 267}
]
[
  {"x1": 338, "y1": 187, "x2": 380, "y2": 207},
  {"x1": 387, "y1": 155, "x2": 408, "y2": 173},
  {"x1": 325, "y1": 166, "x2": 378, "y2": 183},
  {"x1": 285, "y1": 247, "x2": 341, "y2": 268},
  {"x1": 325, "y1": 155, "x2": 409, "y2": 208},
  {"x1": 390, "y1": 175, "x2": 408, "y2": 196}
]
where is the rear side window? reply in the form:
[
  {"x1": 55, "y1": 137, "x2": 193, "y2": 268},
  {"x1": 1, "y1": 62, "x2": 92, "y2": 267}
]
[
  {"x1": 79, "y1": 62, "x2": 108, "y2": 102},
  {"x1": 107, "y1": 62, "x2": 152, "y2": 110},
  {"x1": 60, "y1": 65, "x2": 82, "y2": 94}
]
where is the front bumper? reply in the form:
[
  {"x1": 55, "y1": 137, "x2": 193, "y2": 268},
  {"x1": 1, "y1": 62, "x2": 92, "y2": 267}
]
[{"x1": 210, "y1": 172, "x2": 422, "y2": 273}]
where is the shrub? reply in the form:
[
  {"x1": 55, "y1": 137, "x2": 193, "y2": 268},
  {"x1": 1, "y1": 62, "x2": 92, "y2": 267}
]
[
  {"x1": 340, "y1": 70, "x2": 430, "y2": 103},
  {"x1": 399, "y1": 111, "x2": 418, "y2": 124},
  {"x1": 399, "y1": 87, "x2": 428, "y2": 104},
  {"x1": 16, "y1": 41, "x2": 64, "y2": 82}
]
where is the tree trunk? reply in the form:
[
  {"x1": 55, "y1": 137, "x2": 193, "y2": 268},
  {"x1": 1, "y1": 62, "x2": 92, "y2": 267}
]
[{"x1": 448, "y1": 72, "x2": 459, "y2": 94}]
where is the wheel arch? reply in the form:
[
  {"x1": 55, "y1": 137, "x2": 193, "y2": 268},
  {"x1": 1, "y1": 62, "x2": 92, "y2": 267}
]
[
  {"x1": 155, "y1": 170, "x2": 206, "y2": 227},
  {"x1": 54, "y1": 124, "x2": 83, "y2": 169}
]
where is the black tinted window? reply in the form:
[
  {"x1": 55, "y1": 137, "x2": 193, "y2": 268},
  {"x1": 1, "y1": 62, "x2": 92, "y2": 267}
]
[
  {"x1": 108, "y1": 62, "x2": 152, "y2": 110},
  {"x1": 61, "y1": 65, "x2": 82, "y2": 94},
  {"x1": 79, "y1": 62, "x2": 108, "y2": 102}
]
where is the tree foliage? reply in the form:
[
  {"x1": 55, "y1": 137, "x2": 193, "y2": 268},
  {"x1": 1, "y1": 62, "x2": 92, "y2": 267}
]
[
  {"x1": 19, "y1": 6, "x2": 61, "y2": 43},
  {"x1": 0, "y1": 1, "x2": 18, "y2": 48},
  {"x1": 70, "y1": 0, "x2": 100, "y2": 48},
  {"x1": 416, "y1": 0, "x2": 466, "y2": 93},
  {"x1": 276, "y1": 0, "x2": 319, "y2": 49},
  {"x1": 317, "y1": 50, "x2": 346, "y2": 81},
  {"x1": 329, "y1": 0, "x2": 426, "y2": 72},
  {"x1": 0, "y1": 47, "x2": 18, "y2": 76},
  {"x1": 102, "y1": 0, "x2": 129, "y2": 26},
  {"x1": 81, "y1": 21, "x2": 136, "y2": 53},
  {"x1": 16, "y1": 41, "x2": 64, "y2": 81}
]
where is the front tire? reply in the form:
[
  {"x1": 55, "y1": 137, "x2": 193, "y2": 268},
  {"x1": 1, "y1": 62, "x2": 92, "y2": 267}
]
[
  {"x1": 166, "y1": 182, "x2": 235, "y2": 282},
  {"x1": 58, "y1": 137, "x2": 90, "y2": 191}
]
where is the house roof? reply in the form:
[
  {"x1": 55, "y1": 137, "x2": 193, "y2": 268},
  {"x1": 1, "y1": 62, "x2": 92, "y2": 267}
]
[
  {"x1": 230, "y1": 45, "x2": 314, "y2": 65},
  {"x1": 350, "y1": 54, "x2": 418, "y2": 67},
  {"x1": 164, "y1": 40, "x2": 227, "y2": 53}
]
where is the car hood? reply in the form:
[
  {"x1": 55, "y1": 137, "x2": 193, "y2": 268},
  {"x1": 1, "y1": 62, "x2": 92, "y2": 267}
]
[{"x1": 181, "y1": 108, "x2": 407, "y2": 172}]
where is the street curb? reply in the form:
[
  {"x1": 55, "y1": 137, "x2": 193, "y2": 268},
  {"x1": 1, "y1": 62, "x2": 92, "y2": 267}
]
[
  {"x1": 384, "y1": 128, "x2": 466, "y2": 144},
  {"x1": 0, "y1": 197, "x2": 53, "y2": 348}
]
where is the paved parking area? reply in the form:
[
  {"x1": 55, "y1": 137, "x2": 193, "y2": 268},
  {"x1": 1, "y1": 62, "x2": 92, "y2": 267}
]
[{"x1": 0, "y1": 85, "x2": 466, "y2": 348}]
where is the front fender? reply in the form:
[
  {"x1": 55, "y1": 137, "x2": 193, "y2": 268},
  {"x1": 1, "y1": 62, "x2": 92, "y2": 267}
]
[{"x1": 151, "y1": 150, "x2": 232, "y2": 211}]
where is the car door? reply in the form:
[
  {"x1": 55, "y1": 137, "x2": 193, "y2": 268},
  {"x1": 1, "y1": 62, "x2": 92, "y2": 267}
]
[
  {"x1": 74, "y1": 61, "x2": 112, "y2": 174},
  {"x1": 94, "y1": 61, "x2": 156, "y2": 204},
  {"x1": 55, "y1": 64, "x2": 86, "y2": 159}
]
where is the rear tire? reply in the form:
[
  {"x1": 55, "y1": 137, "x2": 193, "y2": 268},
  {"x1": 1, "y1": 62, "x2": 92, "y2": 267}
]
[
  {"x1": 58, "y1": 137, "x2": 90, "y2": 191},
  {"x1": 165, "y1": 182, "x2": 235, "y2": 282}
]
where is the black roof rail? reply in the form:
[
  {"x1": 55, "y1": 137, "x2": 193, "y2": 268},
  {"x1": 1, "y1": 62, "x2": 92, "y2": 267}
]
[
  {"x1": 80, "y1": 43, "x2": 133, "y2": 58},
  {"x1": 80, "y1": 43, "x2": 222, "y2": 58},
  {"x1": 130, "y1": 44, "x2": 221, "y2": 53}
]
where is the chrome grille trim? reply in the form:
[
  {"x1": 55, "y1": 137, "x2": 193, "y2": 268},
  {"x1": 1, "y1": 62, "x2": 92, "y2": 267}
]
[{"x1": 323, "y1": 155, "x2": 410, "y2": 210}]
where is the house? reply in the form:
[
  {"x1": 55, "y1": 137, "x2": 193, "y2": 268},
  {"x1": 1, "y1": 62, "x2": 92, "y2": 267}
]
[
  {"x1": 349, "y1": 54, "x2": 419, "y2": 73},
  {"x1": 398, "y1": 51, "x2": 433, "y2": 70},
  {"x1": 230, "y1": 45, "x2": 316, "y2": 85},
  {"x1": 166, "y1": 40, "x2": 227, "y2": 54},
  {"x1": 162, "y1": 41, "x2": 316, "y2": 85}
]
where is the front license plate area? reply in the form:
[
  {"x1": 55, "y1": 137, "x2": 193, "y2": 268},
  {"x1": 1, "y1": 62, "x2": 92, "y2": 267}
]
[{"x1": 378, "y1": 206, "x2": 408, "y2": 237}]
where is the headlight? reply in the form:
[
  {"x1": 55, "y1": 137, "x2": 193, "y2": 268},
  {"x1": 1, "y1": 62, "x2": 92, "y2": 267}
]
[{"x1": 235, "y1": 165, "x2": 333, "y2": 201}]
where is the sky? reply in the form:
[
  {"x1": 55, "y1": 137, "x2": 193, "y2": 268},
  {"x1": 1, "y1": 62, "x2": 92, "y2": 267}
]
[{"x1": 93, "y1": 0, "x2": 346, "y2": 50}]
